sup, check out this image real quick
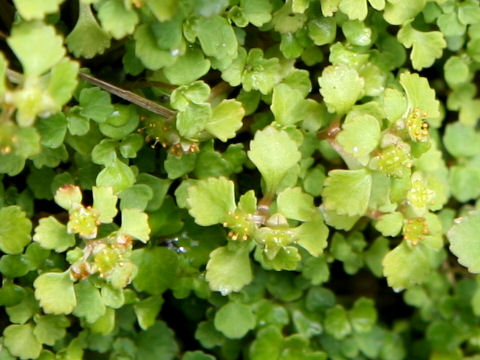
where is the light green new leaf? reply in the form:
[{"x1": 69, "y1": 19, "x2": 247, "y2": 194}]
[
  {"x1": 205, "y1": 99, "x2": 245, "y2": 142},
  {"x1": 120, "y1": 208, "x2": 150, "y2": 243},
  {"x1": 214, "y1": 302, "x2": 255, "y2": 339},
  {"x1": 34, "y1": 271, "x2": 76, "y2": 314},
  {"x1": 277, "y1": 187, "x2": 316, "y2": 221},
  {"x1": 382, "y1": 242, "x2": 430, "y2": 291},
  {"x1": 206, "y1": 246, "x2": 252, "y2": 295},
  {"x1": 33, "y1": 216, "x2": 75, "y2": 252},
  {"x1": 96, "y1": 160, "x2": 136, "y2": 193},
  {"x1": 187, "y1": 177, "x2": 236, "y2": 226},
  {"x1": 3, "y1": 323, "x2": 42, "y2": 359},
  {"x1": 243, "y1": 49, "x2": 282, "y2": 95},
  {"x1": 97, "y1": 0, "x2": 139, "y2": 39},
  {"x1": 319, "y1": 64, "x2": 364, "y2": 114},
  {"x1": 248, "y1": 126, "x2": 301, "y2": 194},
  {"x1": 322, "y1": 169, "x2": 372, "y2": 217},
  {"x1": 66, "y1": 2, "x2": 111, "y2": 58},
  {"x1": 336, "y1": 114, "x2": 381, "y2": 165},
  {"x1": 0, "y1": 206, "x2": 32, "y2": 254},
  {"x1": 399, "y1": 72, "x2": 440, "y2": 119},
  {"x1": 448, "y1": 212, "x2": 480, "y2": 273},
  {"x1": 8, "y1": 21, "x2": 65, "y2": 76},
  {"x1": 294, "y1": 213, "x2": 329, "y2": 256},
  {"x1": 92, "y1": 186, "x2": 118, "y2": 223},
  {"x1": 397, "y1": 23, "x2": 446, "y2": 71},
  {"x1": 13, "y1": 0, "x2": 64, "y2": 20}
]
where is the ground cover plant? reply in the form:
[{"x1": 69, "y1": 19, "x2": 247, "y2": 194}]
[{"x1": 2, "y1": 0, "x2": 480, "y2": 359}]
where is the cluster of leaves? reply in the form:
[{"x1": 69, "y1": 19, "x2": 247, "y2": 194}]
[{"x1": 2, "y1": 0, "x2": 480, "y2": 359}]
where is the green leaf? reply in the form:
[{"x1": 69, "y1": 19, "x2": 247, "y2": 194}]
[
  {"x1": 133, "y1": 24, "x2": 178, "y2": 70},
  {"x1": 443, "y1": 122, "x2": 480, "y2": 158},
  {"x1": 397, "y1": 23, "x2": 446, "y2": 71},
  {"x1": 89, "y1": 306, "x2": 115, "y2": 335},
  {"x1": 37, "y1": 113, "x2": 67, "y2": 149},
  {"x1": 146, "y1": 0, "x2": 177, "y2": 21},
  {"x1": 131, "y1": 247, "x2": 178, "y2": 295},
  {"x1": 12, "y1": 0, "x2": 63, "y2": 20},
  {"x1": 79, "y1": 87, "x2": 114, "y2": 123},
  {"x1": 322, "y1": 169, "x2": 372, "y2": 217},
  {"x1": 295, "y1": 213, "x2": 329, "y2": 256},
  {"x1": 248, "y1": 126, "x2": 301, "y2": 194},
  {"x1": 196, "y1": 16, "x2": 238, "y2": 63},
  {"x1": 349, "y1": 298, "x2": 377, "y2": 333},
  {"x1": 205, "y1": 99, "x2": 245, "y2": 142},
  {"x1": 187, "y1": 177, "x2": 236, "y2": 226},
  {"x1": 308, "y1": 17, "x2": 336, "y2": 46},
  {"x1": 97, "y1": 0, "x2": 139, "y2": 39},
  {"x1": 241, "y1": 0, "x2": 272, "y2": 26},
  {"x1": 339, "y1": 0, "x2": 367, "y2": 20},
  {"x1": 249, "y1": 325, "x2": 283, "y2": 360},
  {"x1": 449, "y1": 164, "x2": 480, "y2": 202},
  {"x1": 8, "y1": 21, "x2": 65, "y2": 76},
  {"x1": 99, "y1": 104, "x2": 140, "y2": 140},
  {"x1": 399, "y1": 71, "x2": 440, "y2": 120},
  {"x1": 271, "y1": 84, "x2": 307, "y2": 126},
  {"x1": 91, "y1": 139, "x2": 117, "y2": 166},
  {"x1": 382, "y1": 242, "x2": 430, "y2": 291},
  {"x1": 92, "y1": 186, "x2": 118, "y2": 223},
  {"x1": 182, "y1": 351, "x2": 216, "y2": 360},
  {"x1": 66, "y1": 2, "x2": 111, "y2": 58},
  {"x1": 3, "y1": 323, "x2": 42, "y2": 359},
  {"x1": 0, "y1": 206, "x2": 32, "y2": 254},
  {"x1": 134, "y1": 295, "x2": 164, "y2": 330},
  {"x1": 119, "y1": 184, "x2": 153, "y2": 211},
  {"x1": 319, "y1": 64, "x2": 364, "y2": 114},
  {"x1": 277, "y1": 187, "x2": 316, "y2": 221},
  {"x1": 136, "y1": 321, "x2": 179, "y2": 360},
  {"x1": 336, "y1": 114, "x2": 381, "y2": 165},
  {"x1": 206, "y1": 245, "x2": 252, "y2": 295},
  {"x1": 383, "y1": 0, "x2": 426, "y2": 25},
  {"x1": 34, "y1": 271, "x2": 76, "y2": 314},
  {"x1": 243, "y1": 49, "x2": 282, "y2": 95},
  {"x1": 324, "y1": 305, "x2": 352, "y2": 339},
  {"x1": 120, "y1": 208, "x2": 150, "y2": 242},
  {"x1": 54, "y1": 184, "x2": 82, "y2": 211},
  {"x1": 176, "y1": 103, "x2": 210, "y2": 139},
  {"x1": 448, "y1": 212, "x2": 480, "y2": 273},
  {"x1": 33, "y1": 314, "x2": 69, "y2": 345},
  {"x1": 0, "y1": 255, "x2": 29, "y2": 278},
  {"x1": 47, "y1": 59, "x2": 79, "y2": 107},
  {"x1": 163, "y1": 47, "x2": 211, "y2": 85},
  {"x1": 375, "y1": 212, "x2": 404, "y2": 237},
  {"x1": 73, "y1": 279, "x2": 106, "y2": 323},
  {"x1": 5, "y1": 288, "x2": 38, "y2": 324},
  {"x1": 33, "y1": 216, "x2": 75, "y2": 252},
  {"x1": 214, "y1": 302, "x2": 256, "y2": 339},
  {"x1": 96, "y1": 160, "x2": 136, "y2": 193}
]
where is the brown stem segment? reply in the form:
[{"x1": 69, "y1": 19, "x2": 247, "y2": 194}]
[{"x1": 78, "y1": 72, "x2": 176, "y2": 119}]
